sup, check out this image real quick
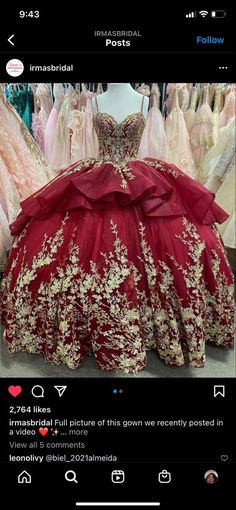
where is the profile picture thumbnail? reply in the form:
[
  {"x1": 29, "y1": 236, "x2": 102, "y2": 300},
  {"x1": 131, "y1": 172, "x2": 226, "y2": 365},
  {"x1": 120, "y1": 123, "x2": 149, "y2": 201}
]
[{"x1": 204, "y1": 470, "x2": 218, "y2": 484}]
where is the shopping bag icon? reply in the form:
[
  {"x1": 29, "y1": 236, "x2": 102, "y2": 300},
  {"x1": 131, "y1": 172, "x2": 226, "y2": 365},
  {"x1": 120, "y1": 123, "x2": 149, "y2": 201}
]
[{"x1": 158, "y1": 469, "x2": 171, "y2": 483}]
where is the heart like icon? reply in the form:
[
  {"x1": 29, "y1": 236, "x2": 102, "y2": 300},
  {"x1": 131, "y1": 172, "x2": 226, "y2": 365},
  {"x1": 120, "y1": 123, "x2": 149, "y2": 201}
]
[
  {"x1": 39, "y1": 427, "x2": 49, "y2": 437},
  {"x1": 220, "y1": 455, "x2": 228, "y2": 461},
  {"x1": 8, "y1": 385, "x2": 22, "y2": 397}
]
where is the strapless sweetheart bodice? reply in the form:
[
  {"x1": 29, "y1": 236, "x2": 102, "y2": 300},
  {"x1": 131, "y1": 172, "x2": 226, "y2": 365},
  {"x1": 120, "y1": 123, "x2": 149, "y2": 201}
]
[{"x1": 93, "y1": 112, "x2": 145, "y2": 162}]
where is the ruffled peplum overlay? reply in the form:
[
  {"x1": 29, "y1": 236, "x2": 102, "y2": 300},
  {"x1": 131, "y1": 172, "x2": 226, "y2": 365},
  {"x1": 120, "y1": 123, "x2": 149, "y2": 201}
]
[{"x1": 11, "y1": 157, "x2": 228, "y2": 234}]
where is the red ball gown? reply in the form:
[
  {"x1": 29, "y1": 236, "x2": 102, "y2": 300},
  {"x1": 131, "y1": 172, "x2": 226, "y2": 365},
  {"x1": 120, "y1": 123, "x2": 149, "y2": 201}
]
[{"x1": 1, "y1": 111, "x2": 234, "y2": 373}]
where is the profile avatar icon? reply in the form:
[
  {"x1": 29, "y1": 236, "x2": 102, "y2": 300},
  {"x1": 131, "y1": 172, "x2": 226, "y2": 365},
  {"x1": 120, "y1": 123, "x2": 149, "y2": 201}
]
[{"x1": 204, "y1": 470, "x2": 218, "y2": 484}]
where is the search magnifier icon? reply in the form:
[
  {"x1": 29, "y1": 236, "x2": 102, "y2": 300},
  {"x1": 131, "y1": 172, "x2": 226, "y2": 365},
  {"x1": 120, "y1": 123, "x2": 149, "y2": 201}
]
[
  {"x1": 65, "y1": 470, "x2": 78, "y2": 483},
  {"x1": 31, "y1": 385, "x2": 44, "y2": 398}
]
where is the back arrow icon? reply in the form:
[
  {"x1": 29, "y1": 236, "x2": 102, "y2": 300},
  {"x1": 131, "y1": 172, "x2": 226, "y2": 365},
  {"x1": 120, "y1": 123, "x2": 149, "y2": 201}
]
[{"x1": 8, "y1": 35, "x2": 15, "y2": 46}]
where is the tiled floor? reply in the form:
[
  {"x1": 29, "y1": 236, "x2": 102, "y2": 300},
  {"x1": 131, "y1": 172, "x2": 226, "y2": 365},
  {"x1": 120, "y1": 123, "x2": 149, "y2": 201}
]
[{"x1": 0, "y1": 330, "x2": 234, "y2": 378}]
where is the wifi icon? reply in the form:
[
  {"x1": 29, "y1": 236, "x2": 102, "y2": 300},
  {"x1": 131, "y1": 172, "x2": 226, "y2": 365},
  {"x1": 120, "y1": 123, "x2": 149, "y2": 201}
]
[{"x1": 199, "y1": 10, "x2": 208, "y2": 17}]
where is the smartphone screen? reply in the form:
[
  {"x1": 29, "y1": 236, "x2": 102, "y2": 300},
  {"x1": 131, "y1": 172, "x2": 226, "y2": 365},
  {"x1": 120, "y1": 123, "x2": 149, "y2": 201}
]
[{"x1": 0, "y1": 6, "x2": 235, "y2": 509}]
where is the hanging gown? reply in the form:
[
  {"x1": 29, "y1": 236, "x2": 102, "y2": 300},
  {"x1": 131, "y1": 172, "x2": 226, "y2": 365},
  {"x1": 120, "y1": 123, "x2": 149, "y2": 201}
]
[
  {"x1": 165, "y1": 83, "x2": 191, "y2": 114},
  {"x1": 203, "y1": 118, "x2": 235, "y2": 191},
  {"x1": 190, "y1": 85, "x2": 215, "y2": 183},
  {"x1": 5, "y1": 84, "x2": 34, "y2": 133},
  {"x1": 0, "y1": 85, "x2": 53, "y2": 201},
  {"x1": 68, "y1": 96, "x2": 99, "y2": 163},
  {"x1": 0, "y1": 84, "x2": 53, "y2": 268},
  {"x1": 138, "y1": 83, "x2": 168, "y2": 161},
  {"x1": 0, "y1": 156, "x2": 20, "y2": 224},
  {"x1": 204, "y1": 119, "x2": 236, "y2": 249},
  {"x1": 0, "y1": 99, "x2": 234, "y2": 374},
  {"x1": 32, "y1": 84, "x2": 53, "y2": 155},
  {"x1": 165, "y1": 88, "x2": 197, "y2": 179},
  {"x1": 184, "y1": 87, "x2": 198, "y2": 135},
  {"x1": 44, "y1": 83, "x2": 65, "y2": 166},
  {"x1": 199, "y1": 86, "x2": 222, "y2": 184},
  {"x1": 0, "y1": 202, "x2": 11, "y2": 271},
  {"x1": 219, "y1": 85, "x2": 236, "y2": 128},
  {"x1": 214, "y1": 144, "x2": 235, "y2": 249},
  {"x1": 49, "y1": 85, "x2": 75, "y2": 172}
]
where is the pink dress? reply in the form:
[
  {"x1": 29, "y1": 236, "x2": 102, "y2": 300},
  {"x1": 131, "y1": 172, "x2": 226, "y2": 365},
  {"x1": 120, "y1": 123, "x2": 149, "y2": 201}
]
[
  {"x1": 165, "y1": 88, "x2": 196, "y2": 179},
  {"x1": 0, "y1": 160, "x2": 16, "y2": 271},
  {"x1": 165, "y1": 83, "x2": 191, "y2": 113},
  {"x1": 0, "y1": 156, "x2": 20, "y2": 224},
  {"x1": 68, "y1": 96, "x2": 99, "y2": 163},
  {"x1": 32, "y1": 84, "x2": 53, "y2": 155},
  {"x1": 68, "y1": 109, "x2": 85, "y2": 163},
  {"x1": 184, "y1": 87, "x2": 198, "y2": 134},
  {"x1": 0, "y1": 85, "x2": 54, "y2": 260},
  {"x1": 138, "y1": 84, "x2": 168, "y2": 161},
  {"x1": 44, "y1": 84, "x2": 65, "y2": 166},
  {"x1": 137, "y1": 83, "x2": 151, "y2": 96},
  {"x1": 0, "y1": 86, "x2": 53, "y2": 201},
  {"x1": 51, "y1": 87, "x2": 99, "y2": 173},
  {"x1": 219, "y1": 86, "x2": 236, "y2": 128},
  {"x1": 50, "y1": 85, "x2": 75, "y2": 172},
  {"x1": 0, "y1": 204, "x2": 9, "y2": 271}
]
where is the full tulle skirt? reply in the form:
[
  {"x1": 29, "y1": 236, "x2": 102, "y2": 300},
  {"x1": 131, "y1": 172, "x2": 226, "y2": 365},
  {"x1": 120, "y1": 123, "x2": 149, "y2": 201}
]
[{"x1": 1, "y1": 157, "x2": 234, "y2": 373}]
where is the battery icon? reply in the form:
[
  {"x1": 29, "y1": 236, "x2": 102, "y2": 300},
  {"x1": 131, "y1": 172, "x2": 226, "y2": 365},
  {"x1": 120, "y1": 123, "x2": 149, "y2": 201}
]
[{"x1": 211, "y1": 10, "x2": 227, "y2": 18}]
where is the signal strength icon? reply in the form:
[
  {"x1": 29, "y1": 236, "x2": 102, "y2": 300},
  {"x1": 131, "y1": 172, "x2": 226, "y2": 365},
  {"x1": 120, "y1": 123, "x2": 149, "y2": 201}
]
[
  {"x1": 186, "y1": 11, "x2": 196, "y2": 18},
  {"x1": 199, "y1": 10, "x2": 208, "y2": 17}
]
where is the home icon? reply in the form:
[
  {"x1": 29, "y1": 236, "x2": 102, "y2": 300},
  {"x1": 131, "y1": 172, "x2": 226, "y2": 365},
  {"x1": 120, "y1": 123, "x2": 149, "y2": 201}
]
[{"x1": 18, "y1": 471, "x2": 32, "y2": 484}]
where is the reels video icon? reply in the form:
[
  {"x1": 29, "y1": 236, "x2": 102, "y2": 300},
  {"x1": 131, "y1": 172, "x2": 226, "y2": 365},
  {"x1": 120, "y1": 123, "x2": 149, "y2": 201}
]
[{"x1": 111, "y1": 470, "x2": 125, "y2": 483}]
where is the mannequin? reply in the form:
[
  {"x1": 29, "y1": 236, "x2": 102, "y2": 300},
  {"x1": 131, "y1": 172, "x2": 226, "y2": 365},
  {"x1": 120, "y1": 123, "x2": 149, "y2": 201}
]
[{"x1": 92, "y1": 83, "x2": 149, "y2": 123}]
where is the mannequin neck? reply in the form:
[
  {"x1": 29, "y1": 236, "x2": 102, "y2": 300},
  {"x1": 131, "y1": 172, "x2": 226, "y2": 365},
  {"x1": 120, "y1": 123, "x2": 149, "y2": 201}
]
[
  {"x1": 92, "y1": 83, "x2": 149, "y2": 122},
  {"x1": 108, "y1": 83, "x2": 134, "y2": 93}
]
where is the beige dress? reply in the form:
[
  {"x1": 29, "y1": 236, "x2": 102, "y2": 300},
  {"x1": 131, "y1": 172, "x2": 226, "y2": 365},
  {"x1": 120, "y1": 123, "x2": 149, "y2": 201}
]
[
  {"x1": 204, "y1": 119, "x2": 235, "y2": 248},
  {"x1": 190, "y1": 85, "x2": 215, "y2": 183},
  {"x1": 184, "y1": 87, "x2": 199, "y2": 135}
]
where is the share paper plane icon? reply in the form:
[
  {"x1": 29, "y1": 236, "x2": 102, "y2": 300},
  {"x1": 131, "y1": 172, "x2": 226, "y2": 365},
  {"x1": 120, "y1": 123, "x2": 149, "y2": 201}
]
[{"x1": 54, "y1": 386, "x2": 67, "y2": 397}]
